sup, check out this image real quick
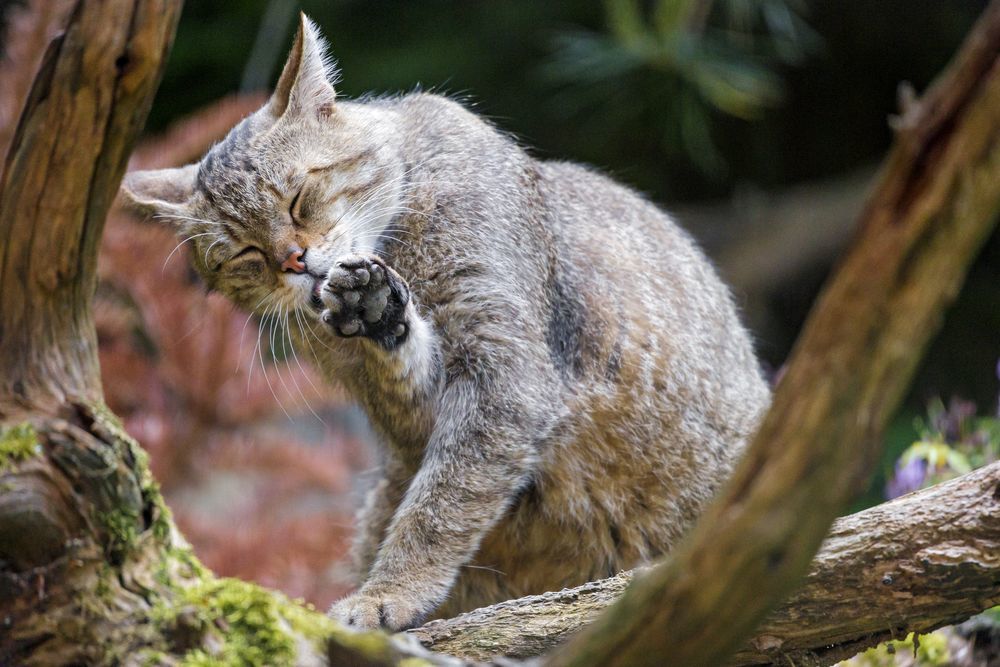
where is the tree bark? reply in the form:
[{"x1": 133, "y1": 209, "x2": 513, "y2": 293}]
[
  {"x1": 0, "y1": 0, "x2": 182, "y2": 417},
  {"x1": 408, "y1": 462, "x2": 1000, "y2": 665},
  {"x1": 545, "y1": 3, "x2": 1000, "y2": 666}
]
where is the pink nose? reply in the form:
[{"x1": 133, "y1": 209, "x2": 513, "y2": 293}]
[{"x1": 280, "y1": 247, "x2": 306, "y2": 273}]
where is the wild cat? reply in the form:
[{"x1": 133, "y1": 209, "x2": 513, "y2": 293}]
[{"x1": 122, "y1": 14, "x2": 770, "y2": 631}]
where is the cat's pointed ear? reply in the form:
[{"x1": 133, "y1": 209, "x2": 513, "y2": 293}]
[
  {"x1": 268, "y1": 13, "x2": 337, "y2": 119},
  {"x1": 119, "y1": 165, "x2": 198, "y2": 223}
]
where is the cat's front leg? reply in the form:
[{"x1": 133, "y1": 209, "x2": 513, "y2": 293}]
[
  {"x1": 319, "y1": 252, "x2": 440, "y2": 407},
  {"x1": 320, "y1": 254, "x2": 411, "y2": 349},
  {"x1": 349, "y1": 458, "x2": 412, "y2": 582},
  {"x1": 328, "y1": 379, "x2": 540, "y2": 631}
]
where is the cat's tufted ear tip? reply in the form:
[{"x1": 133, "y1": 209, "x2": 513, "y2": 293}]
[
  {"x1": 298, "y1": 11, "x2": 315, "y2": 33},
  {"x1": 268, "y1": 13, "x2": 337, "y2": 120},
  {"x1": 119, "y1": 165, "x2": 197, "y2": 223}
]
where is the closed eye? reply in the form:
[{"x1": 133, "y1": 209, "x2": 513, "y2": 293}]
[
  {"x1": 231, "y1": 245, "x2": 264, "y2": 261},
  {"x1": 289, "y1": 187, "x2": 304, "y2": 225}
]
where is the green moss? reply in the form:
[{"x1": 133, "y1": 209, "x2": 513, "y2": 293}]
[
  {"x1": 94, "y1": 563, "x2": 114, "y2": 600},
  {"x1": 0, "y1": 422, "x2": 42, "y2": 473},
  {"x1": 81, "y1": 401, "x2": 178, "y2": 559},
  {"x1": 982, "y1": 605, "x2": 1000, "y2": 623},
  {"x1": 123, "y1": 420, "x2": 176, "y2": 548},
  {"x1": 99, "y1": 505, "x2": 142, "y2": 562},
  {"x1": 326, "y1": 626, "x2": 400, "y2": 664},
  {"x1": 86, "y1": 399, "x2": 129, "y2": 439},
  {"x1": 136, "y1": 649, "x2": 170, "y2": 667},
  {"x1": 72, "y1": 404, "x2": 399, "y2": 664},
  {"x1": 152, "y1": 577, "x2": 338, "y2": 666},
  {"x1": 847, "y1": 631, "x2": 951, "y2": 666}
]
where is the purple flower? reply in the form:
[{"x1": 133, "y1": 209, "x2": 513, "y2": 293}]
[{"x1": 885, "y1": 457, "x2": 927, "y2": 500}]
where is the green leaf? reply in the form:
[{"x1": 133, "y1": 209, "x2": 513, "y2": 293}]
[{"x1": 605, "y1": 0, "x2": 647, "y2": 46}]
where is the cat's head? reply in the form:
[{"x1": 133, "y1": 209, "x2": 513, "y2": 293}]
[{"x1": 121, "y1": 14, "x2": 406, "y2": 319}]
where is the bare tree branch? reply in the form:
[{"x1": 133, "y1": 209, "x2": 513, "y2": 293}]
[{"x1": 409, "y1": 462, "x2": 1000, "y2": 665}]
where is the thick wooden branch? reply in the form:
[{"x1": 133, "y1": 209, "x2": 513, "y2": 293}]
[
  {"x1": 546, "y1": 3, "x2": 1000, "y2": 665},
  {"x1": 408, "y1": 462, "x2": 1000, "y2": 664},
  {"x1": 0, "y1": 0, "x2": 181, "y2": 417}
]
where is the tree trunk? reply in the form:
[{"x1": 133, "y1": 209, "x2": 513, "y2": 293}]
[
  {"x1": 408, "y1": 461, "x2": 1000, "y2": 665},
  {"x1": 1, "y1": 1, "x2": 999, "y2": 666},
  {"x1": 545, "y1": 3, "x2": 1000, "y2": 666}
]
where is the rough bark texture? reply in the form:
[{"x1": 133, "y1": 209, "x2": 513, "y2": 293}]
[
  {"x1": 0, "y1": 0, "x2": 179, "y2": 417},
  {"x1": 545, "y1": 3, "x2": 1000, "y2": 666},
  {"x1": 407, "y1": 462, "x2": 1000, "y2": 665}
]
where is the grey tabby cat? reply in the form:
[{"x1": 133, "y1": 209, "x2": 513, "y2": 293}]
[{"x1": 122, "y1": 15, "x2": 770, "y2": 631}]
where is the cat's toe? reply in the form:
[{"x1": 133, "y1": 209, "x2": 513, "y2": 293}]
[
  {"x1": 362, "y1": 286, "x2": 390, "y2": 323},
  {"x1": 338, "y1": 318, "x2": 363, "y2": 337}
]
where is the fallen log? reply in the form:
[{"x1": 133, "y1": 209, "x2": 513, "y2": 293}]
[{"x1": 410, "y1": 462, "x2": 1000, "y2": 666}]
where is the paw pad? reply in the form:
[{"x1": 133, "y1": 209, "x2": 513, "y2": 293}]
[{"x1": 320, "y1": 255, "x2": 409, "y2": 348}]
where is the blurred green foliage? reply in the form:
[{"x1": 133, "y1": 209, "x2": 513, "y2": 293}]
[
  {"x1": 853, "y1": 391, "x2": 1000, "y2": 511},
  {"x1": 544, "y1": 0, "x2": 819, "y2": 173},
  {"x1": 841, "y1": 630, "x2": 952, "y2": 666}
]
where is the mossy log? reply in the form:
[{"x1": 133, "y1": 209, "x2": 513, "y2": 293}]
[
  {"x1": 408, "y1": 461, "x2": 1000, "y2": 665},
  {"x1": 0, "y1": 412, "x2": 451, "y2": 666}
]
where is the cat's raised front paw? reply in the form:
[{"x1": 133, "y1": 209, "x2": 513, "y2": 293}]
[
  {"x1": 328, "y1": 589, "x2": 425, "y2": 631},
  {"x1": 321, "y1": 255, "x2": 410, "y2": 347}
]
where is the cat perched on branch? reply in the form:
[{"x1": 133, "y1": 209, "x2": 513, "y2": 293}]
[{"x1": 121, "y1": 14, "x2": 769, "y2": 631}]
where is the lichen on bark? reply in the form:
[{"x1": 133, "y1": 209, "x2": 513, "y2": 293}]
[{"x1": 0, "y1": 422, "x2": 42, "y2": 473}]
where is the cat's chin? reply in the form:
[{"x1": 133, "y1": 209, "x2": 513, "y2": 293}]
[{"x1": 275, "y1": 271, "x2": 326, "y2": 313}]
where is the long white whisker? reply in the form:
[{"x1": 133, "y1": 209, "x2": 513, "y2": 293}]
[
  {"x1": 162, "y1": 232, "x2": 214, "y2": 271},
  {"x1": 346, "y1": 198, "x2": 448, "y2": 240},
  {"x1": 289, "y1": 309, "x2": 326, "y2": 396},
  {"x1": 256, "y1": 305, "x2": 293, "y2": 421},
  {"x1": 240, "y1": 293, "x2": 275, "y2": 377},
  {"x1": 248, "y1": 303, "x2": 269, "y2": 393},
  {"x1": 335, "y1": 163, "x2": 429, "y2": 220},
  {"x1": 300, "y1": 310, "x2": 339, "y2": 353},
  {"x1": 293, "y1": 307, "x2": 324, "y2": 364},
  {"x1": 276, "y1": 306, "x2": 303, "y2": 401},
  {"x1": 284, "y1": 307, "x2": 327, "y2": 425},
  {"x1": 348, "y1": 232, "x2": 416, "y2": 251},
  {"x1": 153, "y1": 213, "x2": 229, "y2": 227},
  {"x1": 203, "y1": 237, "x2": 225, "y2": 266},
  {"x1": 268, "y1": 305, "x2": 298, "y2": 414},
  {"x1": 326, "y1": 166, "x2": 462, "y2": 237}
]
